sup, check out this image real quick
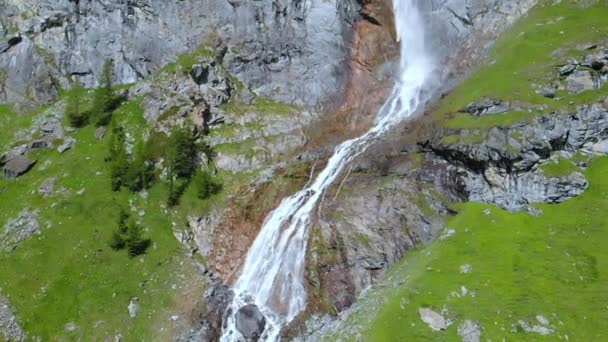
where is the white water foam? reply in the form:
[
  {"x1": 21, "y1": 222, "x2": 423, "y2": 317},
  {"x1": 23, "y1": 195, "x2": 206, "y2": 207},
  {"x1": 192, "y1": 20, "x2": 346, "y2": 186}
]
[{"x1": 221, "y1": 0, "x2": 437, "y2": 340}]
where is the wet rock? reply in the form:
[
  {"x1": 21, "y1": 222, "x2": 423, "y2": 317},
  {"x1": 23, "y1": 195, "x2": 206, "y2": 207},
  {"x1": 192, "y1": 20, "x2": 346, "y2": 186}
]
[
  {"x1": 461, "y1": 97, "x2": 509, "y2": 115},
  {"x1": 1, "y1": 209, "x2": 40, "y2": 252},
  {"x1": 419, "y1": 308, "x2": 447, "y2": 331},
  {"x1": 235, "y1": 304, "x2": 266, "y2": 341},
  {"x1": 57, "y1": 136, "x2": 75, "y2": 153},
  {"x1": 458, "y1": 320, "x2": 481, "y2": 342},
  {"x1": 0, "y1": 294, "x2": 25, "y2": 341},
  {"x1": 3, "y1": 156, "x2": 36, "y2": 179},
  {"x1": 566, "y1": 70, "x2": 600, "y2": 93}
]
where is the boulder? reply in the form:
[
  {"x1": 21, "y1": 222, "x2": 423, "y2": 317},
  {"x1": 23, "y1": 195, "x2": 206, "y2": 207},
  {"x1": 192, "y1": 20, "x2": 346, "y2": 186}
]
[
  {"x1": 0, "y1": 209, "x2": 40, "y2": 252},
  {"x1": 582, "y1": 50, "x2": 607, "y2": 70},
  {"x1": 458, "y1": 320, "x2": 481, "y2": 342},
  {"x1": 235, "y1": 304, "x2": 266, "y2": 341},
  {"x1": 0, "y1": 144, "x2": 28, "y2": 166},
  {"x1": 536, "y1": 87, "x2": 555, "y2": 99},
  {"x1": 128, "y1": 298, "x2": 140, "y2": 318},
  {"x1": 419, "y1": 308, "x2": 447, "y2": 331},
  {"x1": 4, "y1": 156, "x2": 36, "y2": 179},
  {"x1": 95, "y1": 127, "x2": 107, "y2": 140},
  {"x1": 57, "y1": 137, "x2": 75, "y2": 153},
  {"x1": 566, "y1": 70, "x2": 600, "y2": 93},
  {"x1": 460, "y1": 97, "x2": 509, "y2": 115}
]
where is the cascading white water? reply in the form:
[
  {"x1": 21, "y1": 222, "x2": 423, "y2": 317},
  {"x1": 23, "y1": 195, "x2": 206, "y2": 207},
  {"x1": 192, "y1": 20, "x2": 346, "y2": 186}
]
[{"x1": 221, "y1": 0, "x2": 436, "y2": 340}]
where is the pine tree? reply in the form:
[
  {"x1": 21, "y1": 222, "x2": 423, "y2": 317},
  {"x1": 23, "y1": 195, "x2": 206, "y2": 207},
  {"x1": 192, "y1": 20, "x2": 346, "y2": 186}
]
[
  {"x1": 65, "y1": 80, "x2": 88, "y2": 127},
  {"x1": 195, "y1": 169, "x2": 223, "y2": 200},
  {"x1": 92, "y1": 59, "x2": 117, "y2": 127},
  {"x1": 109, "y1": 125, "x2": 129, "y2": 191},
  {"x1": 168, "y1": 124, "x2": 198, "y2": 179},
  {"x1": 125, "y1": 220, "x2": 150, "y2": 258}
]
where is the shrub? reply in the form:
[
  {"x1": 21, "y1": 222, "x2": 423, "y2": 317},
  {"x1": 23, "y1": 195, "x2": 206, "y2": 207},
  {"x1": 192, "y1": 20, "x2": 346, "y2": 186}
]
[
  {"x1": 195, "y1": 169, "x2": 223, "y2": 200},
  {"x1": 65, "y1": 80, "x2": 89, "y2": 127},
  {"x1": 108, "y1": 209, "x2": 150, "y2": 257},
  {"x1": 91, "y1": 59, "x2": 124, "y2": 127}
]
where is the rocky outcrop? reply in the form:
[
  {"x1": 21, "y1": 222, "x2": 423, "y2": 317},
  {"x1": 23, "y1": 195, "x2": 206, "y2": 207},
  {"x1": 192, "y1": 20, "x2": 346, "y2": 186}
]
[
  {"x1": 557, "y1": 46, "x2": 608, "y2": 93},
  {"x1": 1, "y1": 209, "x2": 40, "y2": 252},
  {"x1": 176, "y1": 280, "x2": 234, "y2": 342},
  {"x1": 0, "y1": 294, "x2": 25, "y2": 342},
  {"x1": 424, "y1": 101, "x2": 608, "y2": 211}
]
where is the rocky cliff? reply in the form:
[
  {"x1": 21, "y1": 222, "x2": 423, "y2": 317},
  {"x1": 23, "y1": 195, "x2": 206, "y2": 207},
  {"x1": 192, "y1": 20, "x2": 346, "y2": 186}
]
[{"x1": 0, "y1": 0, "x2": 359, "y2": 108}]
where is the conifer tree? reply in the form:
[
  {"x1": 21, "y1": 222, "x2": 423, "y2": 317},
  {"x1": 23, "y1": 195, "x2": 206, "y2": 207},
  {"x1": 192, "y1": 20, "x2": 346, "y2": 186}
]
[
  {"x1": 92, "y1": 59, "x2": 117, "y2": 126},
  {"x1": 65, "y1": 80, "x2": 88, "y2": 127}
]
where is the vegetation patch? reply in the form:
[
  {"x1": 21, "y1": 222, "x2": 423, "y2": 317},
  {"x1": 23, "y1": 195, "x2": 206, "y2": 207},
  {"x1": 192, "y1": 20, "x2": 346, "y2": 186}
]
[
  {"x1": 540, "y1": 158, "x2": 580, "y2": 177},
  {"x1": 221, "y1": 97, "x2": 299, "y2": 116}
]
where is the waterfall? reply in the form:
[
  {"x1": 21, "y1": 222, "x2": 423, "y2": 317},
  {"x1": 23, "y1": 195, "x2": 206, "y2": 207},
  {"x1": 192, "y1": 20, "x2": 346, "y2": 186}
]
[{"x1": 221, "y1": 0, "x2": 436, "y2": 340}]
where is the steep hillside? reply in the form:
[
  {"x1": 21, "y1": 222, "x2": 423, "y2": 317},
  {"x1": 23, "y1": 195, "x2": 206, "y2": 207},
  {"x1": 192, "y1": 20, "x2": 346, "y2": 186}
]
[{"x1": 314, "y1": 1, "x2": 608, "y2": 340}]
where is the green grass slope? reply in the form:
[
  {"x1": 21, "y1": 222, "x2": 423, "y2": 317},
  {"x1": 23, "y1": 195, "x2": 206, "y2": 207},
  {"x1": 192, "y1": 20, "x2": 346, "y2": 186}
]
[
  {"x1": 0, "y1": 101, "x2": 208, "y2": 340},
  {"x1": 327, "y1": 157, "x2": 608, "y2": 341}
]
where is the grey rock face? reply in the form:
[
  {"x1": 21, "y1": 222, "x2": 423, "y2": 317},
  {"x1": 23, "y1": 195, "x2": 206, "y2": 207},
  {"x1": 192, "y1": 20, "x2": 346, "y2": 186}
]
[
  {"x1": 3, "y1": 156, "x2": 36, "y2": 179},
  {"x1": 425, "y1": 102, "x2": 608, "y2": 211},
  {"x1": 0, "y1": 294, "x2": 25, "y2": 342},
  {"x1": 1, "y1": 209, "x2": 40, "y2": 252},
  {"x1": 419, "y1": 0, "x2": 537, "y2": 88},
  {"x1": 235, "y1": 304, "x2": 266, "y2": 341},
  {"x1": 1, "y1": 0, "x2": 359, "y2": 108}
]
